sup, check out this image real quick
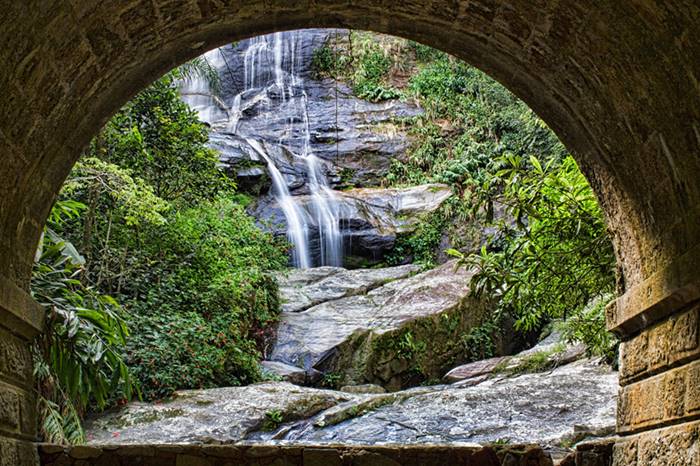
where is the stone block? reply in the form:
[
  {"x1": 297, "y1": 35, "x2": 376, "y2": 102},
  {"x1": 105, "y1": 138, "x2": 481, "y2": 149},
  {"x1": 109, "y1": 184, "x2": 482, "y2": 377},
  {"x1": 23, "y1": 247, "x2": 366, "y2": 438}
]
[
  {"x1": 0, "y1": 326, "x2": 33, "y2": 384},
  {"x1": 176, "y1": 455, "x2": 211, "y2": 466},
  {"x1": 70, "y1": 446, "x2": 103, "y2": 459},
  {"x1": 612, "y1": 438, "x2": 637, "y2": 466},
  {"x1": 618, "y1": 358, "x2": 700, "y2": 433},
  {"x1": 245, "y1": 445, "x2": 279, "y2": 458},
  {"x1": 302, "y1": 448, "x2": 342, "y2": 466},
  {"x1": 637, "y1": 422, "x2": 700, "y2": 466},
  {"x1": 0, "y1": 383, "x2": 21, "y2": 431},
  {"x1": 619, "y1": 305, "x2": 700, "y2": 384},
  {"x1": 200, "y1": 445, "x2": 243, "y2": 458},
  {"x1": 350, "y1": 451, "x2": 401, "y2": 466},
  {"x1": 0, "y1": 437, "x2": 19, "y2": 466}
]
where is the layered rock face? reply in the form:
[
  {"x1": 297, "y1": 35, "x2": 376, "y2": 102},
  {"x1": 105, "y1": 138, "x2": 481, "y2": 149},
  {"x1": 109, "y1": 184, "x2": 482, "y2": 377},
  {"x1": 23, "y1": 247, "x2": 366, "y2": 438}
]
[
  {"x1": 181, "y1": 30, "x2": 439, "y2": 267},
  {"x1": 251, "y1": 183, "x2": 453, "y2": 266}
]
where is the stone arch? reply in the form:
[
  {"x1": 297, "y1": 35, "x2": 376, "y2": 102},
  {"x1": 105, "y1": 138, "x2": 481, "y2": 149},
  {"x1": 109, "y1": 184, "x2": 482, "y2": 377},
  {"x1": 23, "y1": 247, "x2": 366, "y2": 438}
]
[{"x1": 1, "y1": 1, "x2": 699, "y2": 464}]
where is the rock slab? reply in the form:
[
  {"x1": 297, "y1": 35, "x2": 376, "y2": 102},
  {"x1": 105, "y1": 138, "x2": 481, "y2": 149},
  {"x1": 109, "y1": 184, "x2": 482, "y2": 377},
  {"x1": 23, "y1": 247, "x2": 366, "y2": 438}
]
[{"x1": 268, "y1": 261, "x2": 493, "y2": 389}]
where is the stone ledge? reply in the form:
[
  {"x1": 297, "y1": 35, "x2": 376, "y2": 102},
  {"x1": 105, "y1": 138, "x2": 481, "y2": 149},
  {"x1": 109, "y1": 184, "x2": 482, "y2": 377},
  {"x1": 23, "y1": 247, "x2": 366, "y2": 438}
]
[
  {"x1": 37, "y1": 443, "x2": 555, "y2": 465},
  {"x1": 619, "y1": 304, "x2": 700, "y2": 385},
  {"x1": 613, "y1": 419, "x2": 700, "y2": 465},
  {"x1": 606, "y1": 241, "x2": 700, "y2": 338},
  {"x1": 617, "y1": 357, "x2": 700, "y2": 434},
  {"x1": 0, "y1": 273, "x2": 44, "y2": 339}
]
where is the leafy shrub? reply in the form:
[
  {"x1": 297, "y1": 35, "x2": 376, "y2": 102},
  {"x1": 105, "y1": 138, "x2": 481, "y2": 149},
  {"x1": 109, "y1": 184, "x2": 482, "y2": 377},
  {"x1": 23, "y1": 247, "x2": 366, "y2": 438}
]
[
  {"x1": 462, "y1": 155, "x2": 615, "y2": 334},
  {"x1": 48, "y1": 71, "x2": 287, "y2": 402},
  {"x1": 386, "y1": 208, "x2": 447, "y2": 268},
  {"x1": 559, "y1": 295, "x2": 618, "y2": 363},
  {"x1": 120, "y1": 196, "x2": 286, "y2": 399}
]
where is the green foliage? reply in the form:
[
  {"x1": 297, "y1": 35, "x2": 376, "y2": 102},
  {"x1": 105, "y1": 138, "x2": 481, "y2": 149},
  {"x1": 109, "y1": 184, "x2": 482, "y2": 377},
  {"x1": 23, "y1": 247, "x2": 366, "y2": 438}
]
[
  {"x1": 173, "y1": 57, "x2": 222, "y2": 96},
  {"x1": 32, "y1": 201, "x2": 135, "y2": 444},
  {"x1": 388, "y1": 53, "x2": 565, "y2": 194},
  {"x1": 47, "y1": 72, "x2": 287, "y2": 403},
  {"x1": 395, "y1": 331, "x2": 427, "y2": 361},
  {"x1": 121, "y1": 197, "x2": 286, "y2": 399},
  {"x1": 493, "y1": 344, "x2": 566, "y2": 376},
  {"x1": 386, "y1": 209, "x2": 447, "y2": 268},
  {"x1": 461, "y1": 318, "x2": 500, "y2": 362},
  {"x1": 262, "y1": 409, "x2": 284, "y2": 431},
  {"x1": 320, "y1": 372, "x2": 343, "y2": 389},
  {"x1": 559, "y1": 296, "x2": 618, "y2": 363},
  {"x1": 463, "y1": 155, "x2": 615, "y2": 335},
  {"x1": 92, "y1": 73, "x2": 232, "y2": 206},
  {"x1": 313, "y1": 32, "x2": 402, "y2": 102},
  {"x1": 311, "y1": 45, "x2": 339, "y2": 77}
]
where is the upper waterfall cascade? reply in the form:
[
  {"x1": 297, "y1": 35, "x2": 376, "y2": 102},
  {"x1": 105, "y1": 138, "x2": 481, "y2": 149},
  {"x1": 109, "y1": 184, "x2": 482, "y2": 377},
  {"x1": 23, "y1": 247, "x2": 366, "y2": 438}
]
[{"x1": 180, "y1": 31, "x2": 344, "y2": 268}]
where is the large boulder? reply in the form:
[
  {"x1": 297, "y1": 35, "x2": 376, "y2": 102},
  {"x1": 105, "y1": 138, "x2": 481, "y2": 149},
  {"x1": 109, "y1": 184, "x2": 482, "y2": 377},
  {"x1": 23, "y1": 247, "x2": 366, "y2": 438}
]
[
  {"x1": 274, "y1": 358, "x2": 618, "y2": 447},
  {"x1": 85, "y1": 382, "x2": 352, "y2": 445},
  {"x1": 267, "y1": 261, "x2": 494, "y2": 390},
  {"x1": 275, "y1": 263, "x2": 421, "y2": 313}
]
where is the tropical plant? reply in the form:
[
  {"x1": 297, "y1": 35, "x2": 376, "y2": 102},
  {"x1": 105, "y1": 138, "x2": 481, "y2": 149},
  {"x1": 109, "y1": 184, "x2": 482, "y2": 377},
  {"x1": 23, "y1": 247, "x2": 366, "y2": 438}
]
[
  {"x1": 453, "y1": 154, "x2": 616, "y2": 341},
  {"x1": 32, "y1": 200, "x2": 135, "y2": 444}
]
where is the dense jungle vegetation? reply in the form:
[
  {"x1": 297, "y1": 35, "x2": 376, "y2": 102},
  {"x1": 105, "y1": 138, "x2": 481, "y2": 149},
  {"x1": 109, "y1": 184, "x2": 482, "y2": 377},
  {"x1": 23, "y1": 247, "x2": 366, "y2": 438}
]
[
  {"x1": 32, "y1": 68, "x2": 286, "y2": 443},
  {"x1": 32, "y1": 32, "x2": 616, "y2": 443}
]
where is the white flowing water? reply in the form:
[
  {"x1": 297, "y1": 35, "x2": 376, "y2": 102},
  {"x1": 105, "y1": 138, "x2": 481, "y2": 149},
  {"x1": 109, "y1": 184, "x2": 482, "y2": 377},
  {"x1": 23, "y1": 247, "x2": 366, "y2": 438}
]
[
  {"x1": 302, "y1": 91, "x2": 343, "y2": 266},
  {"x1": 246, "y1": 138, "x2": 312, "y2": 268},
  {"x1": 181, "y1": 31, "x2": 345, "y2": 268}
]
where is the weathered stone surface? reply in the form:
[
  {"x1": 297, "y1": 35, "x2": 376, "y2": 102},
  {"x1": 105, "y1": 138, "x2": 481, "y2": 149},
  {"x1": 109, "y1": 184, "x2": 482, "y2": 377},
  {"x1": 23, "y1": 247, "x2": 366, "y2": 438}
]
[
  {"x1": 617, "y1": 357, "x2": 700, "y2": 434},
  {"x1": 271, "y1": 359, "x2": 616, "y2": 446},
  {"x1": 276, "y1": 264, "x2": 419, "y2": 313},
  {"x1": 0, "y1": 384, "x2": 21, "y2": 432},
  {"x1": 269, "y1": 261, "x2": 492, "y2": 389},
  {"x1": 0, "y1": 327, "x2": 33, "y2": 386},
  {"x1": 85, "y1": 383, "x2": 353, "y2": 445},
  {"x1": 443, "y1": 357, "x2": 507, "y2": 383},
  {"x1": 84, "y1": 355, "x2": 616, "y2": 448},
  {"x1": 250, "y1": 184, "x2": 453, "y2": 266},
  {"x1": 38, "y1": 443, "x2": 556, "y2": 466},
  {"x1": 339, "y1": 384, "x2": 386, "y2": 394},
  {"x1": 261, "y1": 360, "x2": 322, "y2": 385},
  {"x1": 612, "y1": 419, "x2": 700, "y2": 466},
  {"x1": 619, "y1": 304, "x2": 700, "y2": 385}
]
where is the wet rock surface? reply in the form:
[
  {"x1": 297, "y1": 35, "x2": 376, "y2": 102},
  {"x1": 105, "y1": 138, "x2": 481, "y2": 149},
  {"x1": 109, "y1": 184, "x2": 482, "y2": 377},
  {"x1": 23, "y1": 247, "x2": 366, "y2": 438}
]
[
  {"x1": 275, "y1": 263, "x2": 420, "y2": 313},
  {"x1": 250, "y1": 182, "x2": 453, "y2": 266},
  {"x1": 86, "y1": 268, "x2": 616, "y2": 451},
  {"x1": 86, "y1": 358, "x2": 616, "y2": 449},
  {"x1": 182, "y1": 30, "x2": 429, "y2": 266},
  {"x1": 86, "y1": 383, "x2": 352, "y2": 445}
]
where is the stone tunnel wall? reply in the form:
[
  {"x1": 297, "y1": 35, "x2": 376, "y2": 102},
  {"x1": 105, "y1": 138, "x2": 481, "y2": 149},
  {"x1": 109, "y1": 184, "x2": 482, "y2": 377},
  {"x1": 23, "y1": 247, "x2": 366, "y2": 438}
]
[
  {"x1": 0, "y1": 276, "x2": 43, "y2": 466},
  {"x1": 1, "y1": 1, "x2": 700, "y2": 465},
  {"x1": 607, "y1": 244, "x2": 700, "y2": 464}
]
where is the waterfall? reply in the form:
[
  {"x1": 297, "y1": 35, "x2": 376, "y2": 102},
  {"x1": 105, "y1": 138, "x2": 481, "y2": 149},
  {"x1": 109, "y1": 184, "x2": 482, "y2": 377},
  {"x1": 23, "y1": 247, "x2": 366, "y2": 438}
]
[
  {"x1": 302, "y1": 91, "x2": 343, "y2": 266},
  {"x1": 182, "y1": 31, "x2": 345, "y2": 268},
  {"x1": 246, "y1": 138, "x2": 312, "y2": 269}
]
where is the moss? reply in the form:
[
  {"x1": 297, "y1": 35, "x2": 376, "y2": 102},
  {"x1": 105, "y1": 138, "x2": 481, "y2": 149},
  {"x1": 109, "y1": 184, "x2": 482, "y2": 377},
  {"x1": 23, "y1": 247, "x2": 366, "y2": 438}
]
[
  {"x1": 493, "y1": 343, "x2": 567, "y2": 376},
  {"x1": 261, "y1": 409, "x2": 284, "y2": 431}
]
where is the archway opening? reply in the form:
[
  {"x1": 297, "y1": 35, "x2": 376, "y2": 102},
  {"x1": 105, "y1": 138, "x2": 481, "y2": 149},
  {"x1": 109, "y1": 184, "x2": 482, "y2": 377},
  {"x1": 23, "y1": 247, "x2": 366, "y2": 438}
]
[{"x1": 33, "y1": 30, "x2": 618, "y2": 462}]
